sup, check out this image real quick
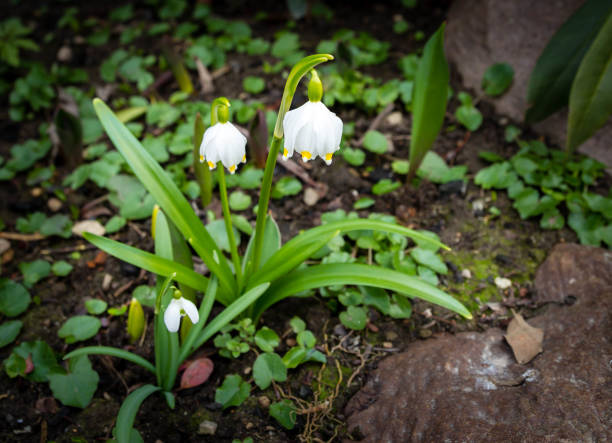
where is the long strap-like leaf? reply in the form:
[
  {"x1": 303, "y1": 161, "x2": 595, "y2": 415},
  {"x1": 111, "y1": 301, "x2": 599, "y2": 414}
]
[
  {"x1": 115, "y1": 384, "x2": 160, "y2": 443},
  {"x1": 63, "y1": 346, "x2": 155, "y2": 374},
  {"x1": 93, "y1": 99, "x2": 235, "y2": 295},
  {"x1": 252, "y1": 263, "x2": 471, "y2": 321}
]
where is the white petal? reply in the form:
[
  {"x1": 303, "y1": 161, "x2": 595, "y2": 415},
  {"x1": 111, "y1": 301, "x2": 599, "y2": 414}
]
[
  {"x1": 163, "y1": 299, "x2": 181, "y2": 333},
  {"x1": 179, "y1": 298, "x2": 199, "y2": 324}
]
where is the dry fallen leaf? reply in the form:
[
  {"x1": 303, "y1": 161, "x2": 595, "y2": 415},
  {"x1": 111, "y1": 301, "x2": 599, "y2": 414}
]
[
  {"x1": 505, "y1": 312, "x2": 543, "y2": 364},
  {"x1": 180, "y1": 358, "x2": 214, "y2": 390}
]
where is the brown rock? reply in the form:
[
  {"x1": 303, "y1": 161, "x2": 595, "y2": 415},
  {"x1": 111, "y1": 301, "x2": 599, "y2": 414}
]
[
  {"x1": 345, "y1": 244, "x2": 612, "y2": 442},
  {"x1": 534, "y1": 243, "x2": 612, "y2": 304},
  {"x1": 445, "y1": 0, "x2": 612, "y2": 170}
]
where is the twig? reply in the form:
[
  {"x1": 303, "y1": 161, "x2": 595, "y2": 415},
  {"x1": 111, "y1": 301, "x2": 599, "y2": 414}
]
[
  {"x1": 0, "y1": 232, "x2": 44, "y2": 241},
  {"x1": 113, "y1": 281, "x2": 133, "y2": 298},
  {"x1": 277, "y1": 155, "x2": 328, "y2": 194},
  {"x1": 81, "y1": 195, "x2": 109, "y2": 213},
  {"x1": 211, "y1": 65, "x2": 230, "y2": 79},
  {"x1": 40, "y1": 244, "x2": 97, "y2": 255}
]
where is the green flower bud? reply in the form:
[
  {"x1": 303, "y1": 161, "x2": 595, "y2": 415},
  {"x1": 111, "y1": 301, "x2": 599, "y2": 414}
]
[{"x1": 127, "y1": 298, "x2": 145, "y2": 343}]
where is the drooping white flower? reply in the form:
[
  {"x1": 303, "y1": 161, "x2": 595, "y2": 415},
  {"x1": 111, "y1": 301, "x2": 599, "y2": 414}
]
[
  {"x1": 199, "y1": 122, "x2": 247, "y2": 174},
  {"x1": 282, "y1": 100, "x2": 343, "y2": 165},
  {"x1": 163, "y1": 295, "x2": 199, "y2": 333}
]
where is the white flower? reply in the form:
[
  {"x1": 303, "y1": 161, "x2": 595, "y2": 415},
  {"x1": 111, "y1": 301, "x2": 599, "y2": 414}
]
[
  {"x1": 199, "y1": 122, "x2": 247, "y2": 174},
  {"x1": 163, "y1": 296, "x2": 199, "y2": 333},
  {"x1": 282, "y1": 101, "x2": 343, "y2": 165}
]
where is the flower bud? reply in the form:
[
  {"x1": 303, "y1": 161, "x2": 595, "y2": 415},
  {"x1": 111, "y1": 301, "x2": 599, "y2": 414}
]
[{"x1": 127, "y1": 298, "x2": 145, "y2": 343}]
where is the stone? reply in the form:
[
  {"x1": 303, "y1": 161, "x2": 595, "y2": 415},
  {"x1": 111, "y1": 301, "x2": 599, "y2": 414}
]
[
  {"x1": 494, "y1": 276, "x2": 512, "y2": 289},
  {"x1": 345, "y1": 243, "x2": 612, "y2": 442},
  {"x1": 534, "y1": 243, "x2": 612, "y2": 304},
  {"x1": 197, "y1": 420, "x2": 217, "y2": 436},
  {"x1": 72, "y1": 220, "x2": 105, "y2": 237},
  {"x1": 445, "y1": 0, "x2": 612, "y2": 170},
  {"x1": 385, "y1": 112, "x2": 403, "y2": 126},
  {"x1": 0, "y1": 239, "x2": 10, "y2": 255},
  {"x1": 47, "y1": 198, "x2": 62, "y2": 212},
  {"x1": 102, "y1": 273, "x2": 113, "y2": 291},
  {"x1": 303, "y1": 187, "x2": 320, "y2": 206},
  {"x1": 504, "y1": 313, "x2": 543, "y2": 364}
]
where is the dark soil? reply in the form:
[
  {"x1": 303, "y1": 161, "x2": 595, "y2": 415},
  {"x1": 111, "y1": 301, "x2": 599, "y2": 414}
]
[{"x1": 0, "y1": 1, "x2": 600, "y2": 442}]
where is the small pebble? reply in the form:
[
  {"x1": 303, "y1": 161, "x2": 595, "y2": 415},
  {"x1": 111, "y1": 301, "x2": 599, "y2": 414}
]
[
  {"x1": 461, "y1": 269, "x2": 472, "y2": 279},
  {"x1": 494, "y1": 277, "x2": 512, "y2": 289},
  {"x1": 47, "y1": 198, "x2": 62, "y2": 212},
  {"x1": 102, "y1": 273, "x2": 113, "y2": 291},
  {"x1": 386, "y1": 112, "x2": 403, "y2": 126},
  {"x1": 198, "y1": 420, "x2": 217, "y2": 436},
  {"x1": 243, "y1": 366, "x2": 252, "y2": 375},
  {"x1": 285, "y1": 338, "x2": 296, "y2": 347},
  {"x1": 303, "y1": 187, "x2": 319, "y2": 206},
  {"x1": 472, "y1": 199, "x2": 485, "y2": 215},
  {"x1": 333, "y1": 324, "x2": 348, "y2": 336},
  {"x1": 382, "y1": 341, "x2": 393, "y2": 348},
  {"x1": 246, "y1": 422, "x2": 254, "y2": 430},
  {"x1": 31, "y1": 187, "x2": 43, "y2": 197},
  {"x1": 57, "y1": 46, "x2": 72, "y2": 62},
  {"x1": 422, "y1": 308, "x2": 432, "y2": 319},
  {"x1": 258, "y1": 395, "x2": 270, "y2": 409}
]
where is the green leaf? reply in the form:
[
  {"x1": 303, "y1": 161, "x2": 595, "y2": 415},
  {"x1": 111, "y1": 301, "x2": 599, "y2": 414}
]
[
  {"x1": 6, "y1": 340, "x2": 62, "y2": 381},
  {"x1": 339, "y1": 306, "x2": 368, "y2": 330},
  {"x1": 455, "y1": 103, "x2": 483, "y2": 131},
  {"x1": 215, "y1": 374, "x2": 250, "y2": 409},
  {"x1": 474, "y1": 162, "x2": 515, "y2": 189},
  {"x1": 243, "y1": 76, "x2": 266, "y2": 94},
  {"x1": 389, "y1": 294, "x2": 412, "y2": 319},
  {"x1": 362, "y1": 130, "x2": 388, "y2": 153},
  {"x1": 408, "y1": 23, "x2": 449, "y2": 179},
  {"x1": 269, "y1": 399, "x2": 297, "y2": 430},
  {"x1": 271, "y1": 176, "x2": 302, "y2": 199},
  {"x1": 229, "y1": 191, "x2": 252, "y2": 211},
  {"x1": 410, "y1": 247, "x2": 447, "y2": 274},
  {"x1": 253, "y1": 352, "x2": 287, "y2": 389},
  {"x1": 417, "y1": 151, "x2": 466, "y2": 184},
  {"x1": 526, "y1": 0, "x2": 612, "y2": 123},
  {"x1": 282, "y1": 347, "x2": 308, "y2": 369},
  {"x1": 354, "y1": 197, "x2": 375, "y2": 209},
  {"x1": 85, "y1": 299, "x2": 108, "y2": 315},
  {"x1": 254, "y1": 327, "x2": 280, "y2": 353},
  {"x1": 19, "y1": 259, "x2": 51, "y2": 288},
  {"x1": 567, "y1": 12, "x2": 612, "y2": 152},
  {"x1": 540, "y1": 209, "x2": 565, "y2": 229},
  {"x1": 482, "y1": 63, "x2": 514, "y2": 96},
  {"x1": 52, "y1": 260, "x2": 73, "y2": 277},
  {"x1": 289, "y1": 317, "x2": 306, "y2": 333},
  {"x1": 0, "y1": 320, "x2": 22, "y2": 348},
  {"x1": 372, "y1": 179, "x2": 400, "y2": 195},
  {"x1": 63, "y1": 346, "x2": 155, "y2": 373},
  {"x1": 0, "y1": 279, "x2": 31, "y2": 317},
  {"x1": 105, "y1": 215, "x2": 127, "y2": 234},
  {"x1": 48, "y1": 355, "x2": 99, "y2": 408},
  {"x1": 92, "y1": 99, "x2": 234, "y2": 294},
  {"x1": 40, "y1": 214, "x2": 72, "y2": 238},
  {"x1": 58, "y1": 316, "x2": 102, "y2": 344},
  {"x1": 114, "y1": 384, "x2": 160, "y2": 443},
  {"x1": 512, "y1": 188, "x2": 540, "y2": 219},
  {"x1": 83, "y1": 232, "x2": 209, "y2": 294},
  {"x1": 254, "y1": 263, "x2": 471, "y2": 321},
  {"x1": 342, "y1": 147, "x2": 366, "y2": 166}
]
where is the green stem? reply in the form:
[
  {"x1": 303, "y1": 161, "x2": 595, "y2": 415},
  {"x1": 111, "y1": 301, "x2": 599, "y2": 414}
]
[
  {"x1": 251, "y1": 54, "x2": 334, "y2": 272},
  {"x1": 217, "y1": 166, "x2": 242, "y2": 291}
]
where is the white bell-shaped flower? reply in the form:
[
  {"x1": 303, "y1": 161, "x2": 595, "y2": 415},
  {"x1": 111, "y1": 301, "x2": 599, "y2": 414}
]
[
  {"x1": 282, "y1": 70, "x2": 342, "y2": 165},
  {"x1": 163, "y1": 294, "x2": 199, "y2": 333},
  {"x1": 199, "y1": 122, "x2": 247, "y2": 174}
]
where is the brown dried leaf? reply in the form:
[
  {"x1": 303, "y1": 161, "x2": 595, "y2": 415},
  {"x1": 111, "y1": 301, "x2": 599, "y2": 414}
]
[{"x1": 505, "y1": 312, "x2": 543, "y2": 364}]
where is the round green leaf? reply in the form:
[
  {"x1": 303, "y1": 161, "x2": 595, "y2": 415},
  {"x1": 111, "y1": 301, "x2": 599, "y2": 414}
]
[
  {"x1": 353, "y1": 197, "x2": 375, "y2": 210},
  {"x1": 229, "y1": 190, "x2": 252, "y2": 211},
  {"x1": 0, "y1": 279, "x2": 31, "y2": 317},
  {"x1": 52, "y1": 260, "x2": 73, "y2": 277},
  {"x1": 253, "y1": 352, "x2": 287, "y2": 389},
  {"x1": 85, "y1": 299, "x2": 108, "y2": 315},
  {"x1": 254, "y1": 327, "x2": 280, "y2": 353},
  {"x1": 481, "y1": 63, "x2": 514, "y2": 96},
  {"x1": 58, "y1": 315, "x2": 102, "y2": 344},
  {"x1": 270, "y1": 399, "x2": 297, "y2": 430},
  {"x1": 342, "y1": 147, "x2": 365, "y2": 166},
  {"x1": 339, "y1": 306, "x2": 367, "y2": 330},
  {"x1": 410, "y1": 247, "x2": 447, "y2": 274},
  {"x1": 0, "y1": 320, "x2": 23, "y2": 348},
  {"x1": 243, "y1": 76, "x2": 266, "y2": 94},
  {"x1": 271, "y1": 176, "x2": 302, "y2": 199},
  {"x1": 362, "y1": 130, "x2": 388, "y2": 154}
]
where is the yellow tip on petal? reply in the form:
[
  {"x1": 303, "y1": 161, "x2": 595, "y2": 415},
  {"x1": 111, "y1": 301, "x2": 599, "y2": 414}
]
[
  {"x1": 242, "y1": 155, "x2": 246, "y2": 162},
  {"x1": 325, "y1": 153, "x2": 333, "y2": 165},
  {"x1": 283, "y1": 148, "x2": 289, "y2": 159},
  {"x1": 229, "y1": 165, "x2": 236, "y2": 174},
  {"x1": 207, "y1": 161, "x2": 216, "y2": 170},
  {"x1": 301, "y1": 151, "x2": 312, "y2": 161},
  {"x1": 199, "y1": 155, "x2": 204, "y2": 162}
]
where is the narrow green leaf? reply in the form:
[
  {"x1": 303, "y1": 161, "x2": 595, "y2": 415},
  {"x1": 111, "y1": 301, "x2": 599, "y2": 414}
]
[
  {"x1": 567, "y1": 12, "x2": 612, "y2": 152},
  {"x1": 115, "y1": 384, "x2": 160, "y2": 443},
  {"x1": 83, "y1": 232, "x2": 208, "y2": 293},
  {"x1": 253, "y1": 263, "x2": 471, "y2": 321},
  {"x1": 407, "y1": 23, "x2": 449, "y2": 180},
  {"x1": 64, "y1": 346, "x2": 156, "y2": 373},
  {"x1": 525, "y1": 0, "x2": 612, "y2": 123},
  {"x1": 92, "y1": 99, "x2": 234, "y2": 294}
]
